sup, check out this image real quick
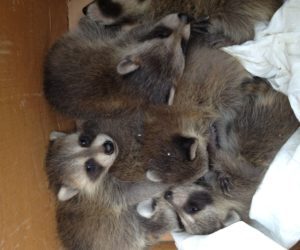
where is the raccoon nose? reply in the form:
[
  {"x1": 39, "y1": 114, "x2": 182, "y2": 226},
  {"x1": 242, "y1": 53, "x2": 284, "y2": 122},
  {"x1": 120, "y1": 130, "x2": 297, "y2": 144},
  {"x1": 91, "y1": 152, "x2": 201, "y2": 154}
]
[
  {"x1": 164, "y1": 190, "x2": 173, "y2": 201},
  {"x1": 178, "y1": 13, "x2": 194, "y2": 24}
]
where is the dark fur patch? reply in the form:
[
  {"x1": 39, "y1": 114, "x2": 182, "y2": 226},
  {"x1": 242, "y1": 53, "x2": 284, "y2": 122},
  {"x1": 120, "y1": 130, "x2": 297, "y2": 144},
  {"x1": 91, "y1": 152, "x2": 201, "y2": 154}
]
[
  {"x1": 172, "y1": 135, "x2": 196, "y2": 161},
  {"x1": 183, "y1": 191, "x2": 213, "y2": 214},
  {"x1": 176, "y1": 213, "x2": 185, "y2": 230},
  {"x1": 225, "y1": 122, "x2": 233, "y2": 136},
  {"x1": 96, "y1": 0, "x2": 123, "y2": 18},
  {"x1": 85, "y1": 158, "x2": 104, "y2": 181}
]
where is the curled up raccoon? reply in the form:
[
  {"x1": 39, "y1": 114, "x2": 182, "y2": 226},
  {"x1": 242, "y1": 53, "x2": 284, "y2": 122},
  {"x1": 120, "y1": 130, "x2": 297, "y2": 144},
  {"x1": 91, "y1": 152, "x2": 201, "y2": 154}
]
[
  {"x1": 84, "y1": 0, "x2": 282, "y2": 44},
  {"x1": 46, "y1": 130, "x2": 182, "y2": 250},
  {"x1": 139, "y1": 83, "x2": 298, "y2": 235},
  {"x1": 44, "y1": 14, "x2": 191, "y2": 119}
]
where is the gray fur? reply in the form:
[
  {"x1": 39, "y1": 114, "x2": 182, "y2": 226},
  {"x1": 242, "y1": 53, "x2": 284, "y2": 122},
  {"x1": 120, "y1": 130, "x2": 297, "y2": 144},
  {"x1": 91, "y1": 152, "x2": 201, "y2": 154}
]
[
  {"x1": 44, "y1": 14, "x2": 190, "y2": 119},
  {"x1": 85, "y1": 0, "x2": 283, "y2": 44}
]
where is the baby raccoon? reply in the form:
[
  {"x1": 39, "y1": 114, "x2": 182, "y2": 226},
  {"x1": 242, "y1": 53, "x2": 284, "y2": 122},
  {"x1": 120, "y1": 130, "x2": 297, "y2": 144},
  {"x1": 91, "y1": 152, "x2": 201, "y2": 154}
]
[
  {"x1": 139, "y1": 81, "x2": 298, "y2": 235},
  {"x1": 136, "y1": 171, "x2": 250, "y2": 235},
  {"x1": 46, "y1": 132, "x2": 180, "y2": 250},
  {"x1": 162, "y1": 172, "x2": 258, "y2": 235},
  {"x1": 44, "y1": 14, "x2": 191, "y2": 119},
  {"x1": 46, "y1": 110, "x2": 156, "y2": 195},
  {"x1": 142, "y1": 46, "x2": 254, "y2": 185},
  {"x1": 84, "y1": 0, "x2": 282, "y2": 44}
]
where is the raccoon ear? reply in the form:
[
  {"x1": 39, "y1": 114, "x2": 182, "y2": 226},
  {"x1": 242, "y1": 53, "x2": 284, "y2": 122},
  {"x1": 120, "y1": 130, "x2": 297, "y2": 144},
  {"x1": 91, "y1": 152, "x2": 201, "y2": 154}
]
[
  {"x1": 57, "y1": 186, "x2": 79, "y2": 201},
  {"x1": 82, "y1": 1, "x2": 103, "y2": 21},
  {"x1": 117, "y1": 56, "x2": 141, "y2": 75},
  {"x1": 146, "y1": 170, "x2": 162, "y2": 182},
  {"x1": 136, "y1": 198, "x2": 156, "y2": 219},
  {"x1": 173, "y1": 136, "x2": 198, "y2": 161},
  {"x1": 49, "y1": 131, "x2": 66, "y2": 141},
  {"x1": 223, "y1": 210, "x2": 241, "y2": 227}
]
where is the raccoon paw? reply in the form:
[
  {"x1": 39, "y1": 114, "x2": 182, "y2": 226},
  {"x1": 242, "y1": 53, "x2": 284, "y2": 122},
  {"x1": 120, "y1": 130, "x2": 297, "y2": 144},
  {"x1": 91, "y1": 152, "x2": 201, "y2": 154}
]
[
  {"x1": 217, "y1": 172, "x2": 233, "y2": 196},
  {"x1": 191, "y1": 16, "x2": 210, "y2": 34}
]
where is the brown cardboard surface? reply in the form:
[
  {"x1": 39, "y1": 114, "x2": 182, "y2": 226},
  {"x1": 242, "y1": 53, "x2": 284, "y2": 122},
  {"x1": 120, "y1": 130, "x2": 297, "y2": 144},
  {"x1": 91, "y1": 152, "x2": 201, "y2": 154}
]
[
  {"x1": 151, "y1": 241, "x2": 176, "y2": 250},
  {"x1": 0, "y1": 0, "x2": 73, "y2": 249},
  {"x1": 68, "y1": 0, "x2": 91, "y2": 30}
]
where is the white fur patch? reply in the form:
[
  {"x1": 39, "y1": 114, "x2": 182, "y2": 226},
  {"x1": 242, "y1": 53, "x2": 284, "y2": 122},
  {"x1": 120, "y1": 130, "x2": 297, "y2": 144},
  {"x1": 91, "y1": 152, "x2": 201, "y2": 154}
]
[
  {"x1": 58, "y1": 186, "x2": 79, "y2": 201},
  {"x1": 137, "y1": 198, "x2": 155, "y2": 218},
  {"x1": 49, "y1": 131, "x2": 66, "y2": 141}
]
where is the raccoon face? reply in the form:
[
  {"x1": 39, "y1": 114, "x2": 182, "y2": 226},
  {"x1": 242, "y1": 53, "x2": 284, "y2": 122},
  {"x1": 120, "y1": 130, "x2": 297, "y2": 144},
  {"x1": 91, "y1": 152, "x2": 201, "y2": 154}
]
[
  {"x1": 163, "y1": 184, "x2": 241, "y2": 235},
  {"x1": 46, "y1": 130, "x2": 118, "y2": 201},
  {"x1": 83, "y1": 0, "x2": 151, "y2": 26},
  {"x1": 116, "y1": 13, "x2": 191, "y2": 105}
]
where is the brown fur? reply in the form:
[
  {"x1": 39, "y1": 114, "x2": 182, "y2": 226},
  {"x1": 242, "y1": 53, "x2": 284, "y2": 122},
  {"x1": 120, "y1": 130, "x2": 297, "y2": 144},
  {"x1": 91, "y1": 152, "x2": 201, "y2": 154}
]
[
  {"x1": 88, "y1": 0, "x2": 283, "y2": 44},
  {"x1": 142, "y1": 46, "x2": 254, "y2": 185},
  {"x1": 44, "y1": 14, "x2": 190, "y2": 119},
  {"x1": 143, "y1": 85, "x2": 298, "y2": 235}
]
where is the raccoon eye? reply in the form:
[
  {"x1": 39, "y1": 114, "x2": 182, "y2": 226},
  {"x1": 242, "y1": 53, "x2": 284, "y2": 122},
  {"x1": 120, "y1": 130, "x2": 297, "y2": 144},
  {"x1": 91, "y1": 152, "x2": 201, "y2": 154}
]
[
  {"x1": 185, "y1": 202, "x2": 201, "y2": 214},
  {"x1": 103, "y1": 140, "x2": 115, "y2": 155},
  {"x1": 79, "y1": 135, "x2": 92, "y2": 147}
]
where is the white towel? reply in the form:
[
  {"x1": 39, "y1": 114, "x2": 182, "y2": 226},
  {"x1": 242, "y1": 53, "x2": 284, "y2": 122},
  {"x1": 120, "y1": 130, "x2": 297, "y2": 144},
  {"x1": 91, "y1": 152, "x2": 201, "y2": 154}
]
[
  {"x1": 172, "y1": 222, "x2": 286, "y2": 250},
  {"x1": 223, "y1": 0, "x2": 300, "y2": 122}
]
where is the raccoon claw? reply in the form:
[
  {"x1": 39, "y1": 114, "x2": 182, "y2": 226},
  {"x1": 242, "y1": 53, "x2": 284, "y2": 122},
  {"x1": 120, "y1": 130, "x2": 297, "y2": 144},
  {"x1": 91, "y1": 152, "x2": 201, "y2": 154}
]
[
  {"x1": 218, "y1": 173, "x2": 233, "y2": 195},
  {"x1": 191, "y1": 16, "x2": 210, "y2": 34}
]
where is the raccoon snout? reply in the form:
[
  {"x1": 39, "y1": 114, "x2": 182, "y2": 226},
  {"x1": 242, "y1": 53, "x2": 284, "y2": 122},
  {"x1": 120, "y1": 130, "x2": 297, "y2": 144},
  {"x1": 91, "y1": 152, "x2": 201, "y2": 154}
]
[
  {"x1": 164, "y1": 190, "x2": 173, "y2": 201},
  {"x1": 178, "y1": 13, "x2": 194, "y2": 24}
]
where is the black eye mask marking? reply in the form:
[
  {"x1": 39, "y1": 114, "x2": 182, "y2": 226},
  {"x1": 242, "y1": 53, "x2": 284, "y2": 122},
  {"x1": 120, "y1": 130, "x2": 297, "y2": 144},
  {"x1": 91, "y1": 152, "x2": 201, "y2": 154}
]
[
  {"x1": 79, "y1": 134, "x2": 94, "y2": 147},
  {"x1": 85, "y1": 158, "x2": 104, "y2": 181},
  {"x1": 181, "y1": 38, "x2": 188, "y2": 55},
  {"x1": 183, "y1": 191, "x2": 213, "y2": 215},
  {"x1": 172, "y1": 135, "x2": 197, "y2": 161},
  {"x1": 96, "y1": 0, "x2": 123, "y2": 18}
]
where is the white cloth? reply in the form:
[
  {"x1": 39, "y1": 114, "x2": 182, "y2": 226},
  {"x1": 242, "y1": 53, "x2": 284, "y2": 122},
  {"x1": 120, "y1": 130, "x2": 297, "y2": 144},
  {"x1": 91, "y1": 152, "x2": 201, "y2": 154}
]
[
  {"x1": 223, "y1": 0, "x2": 300, "y2": 247},
  {"x1": 250, "y1": 128, "x2": 300, "y2": 248},
  {"x1": 223, "y1": 0, "x2": 300, "y2": 122},
  {"x1": 172, "y1": 222, "x2": 286, "y2": 250},
  {"x1": 172, "y1": 0, "x2": 300, "y2": 248}
]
